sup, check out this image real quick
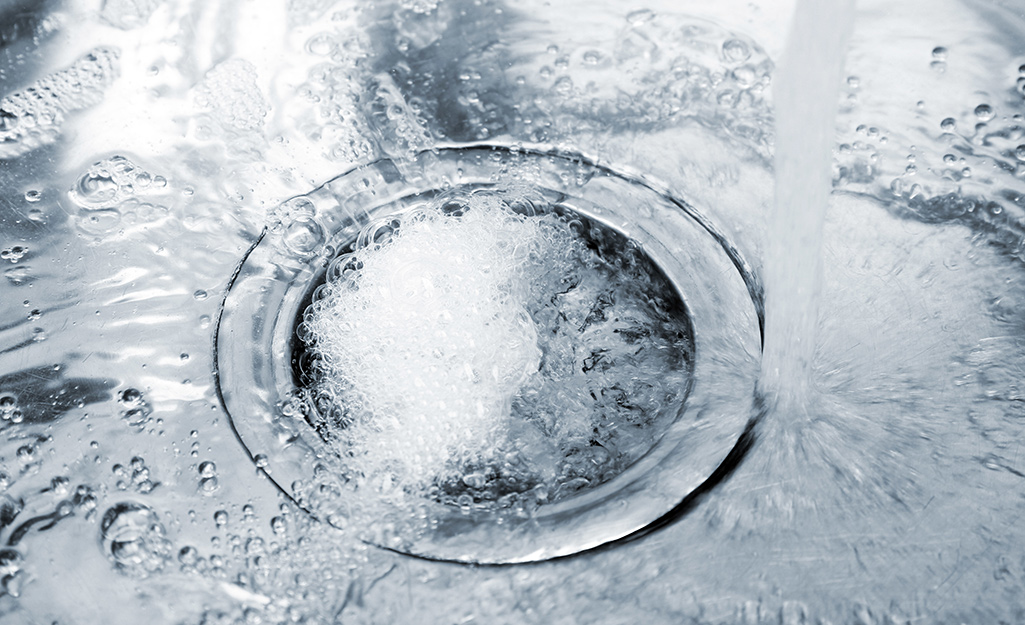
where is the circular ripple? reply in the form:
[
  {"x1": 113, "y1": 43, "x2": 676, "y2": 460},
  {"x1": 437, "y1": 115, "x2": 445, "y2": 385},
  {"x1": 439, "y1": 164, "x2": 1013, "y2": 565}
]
[{"x1": 214, "y1": 145, "x2": 761, "y2": 564}]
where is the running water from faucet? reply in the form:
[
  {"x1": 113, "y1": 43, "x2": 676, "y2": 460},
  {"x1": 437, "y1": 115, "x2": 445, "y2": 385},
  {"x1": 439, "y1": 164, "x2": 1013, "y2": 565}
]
[{"x1": 759, "y1": 0, "x2": 856, "y2": 414}]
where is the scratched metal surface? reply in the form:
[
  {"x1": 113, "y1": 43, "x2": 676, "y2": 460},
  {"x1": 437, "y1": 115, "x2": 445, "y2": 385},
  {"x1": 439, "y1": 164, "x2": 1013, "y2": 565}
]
[{"x1": 1, "y1": 0, "x2": 1024, "y2": 623}]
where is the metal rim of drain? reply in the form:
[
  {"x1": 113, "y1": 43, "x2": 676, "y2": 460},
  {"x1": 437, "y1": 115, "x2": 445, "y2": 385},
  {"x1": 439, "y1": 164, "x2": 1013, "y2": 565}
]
[{"x1": 214, "y1": 145, "x2": 762, "y2": 565}]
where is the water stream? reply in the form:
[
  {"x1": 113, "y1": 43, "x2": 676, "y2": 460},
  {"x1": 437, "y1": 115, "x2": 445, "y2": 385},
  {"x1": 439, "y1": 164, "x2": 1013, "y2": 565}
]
[
  {"x1": 1, "y1": 0, "x2": 1025, "y2": 623},
  {"x1": 760, "y1": 0, "x2": 854, "y2": 412}
]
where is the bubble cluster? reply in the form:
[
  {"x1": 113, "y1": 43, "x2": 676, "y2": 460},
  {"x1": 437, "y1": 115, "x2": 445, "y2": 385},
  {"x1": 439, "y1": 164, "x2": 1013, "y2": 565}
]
[
  {"x1": 0, "y1": 47, "x2": 120, "y2": 159},
  {"x1": 193, "y1": 59, "x2": 270, "y2": 134},
  {"x1": 68, "y1": 155, "x2": 157, "y2": 210},
  {"x1": 100, "y1": 502, "x2": 172, "y2": 577},
  {"x1": 298, "y1": 189, "x2": 692, "y2": 513}
]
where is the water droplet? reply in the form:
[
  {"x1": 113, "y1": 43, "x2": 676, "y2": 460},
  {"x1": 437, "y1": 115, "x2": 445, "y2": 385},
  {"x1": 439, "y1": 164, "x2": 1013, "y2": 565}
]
[
  {"x1": 214, "y1": 510, "x2": 229, "y2": 527},
  {"x1": 931, "y1": 46, "x2": 948, "y2": 60},
  {"x1": 940, "y1": 117, "x2": 957, "y2": 132},
  {"x1": 200, "y1": 476, "x2": 219, "y2": 494},
  {"x1": 1015, "y1": 145, "x2": 1025, "y2": 161},
  {"x1": 582, "y1": 50, "x2": 602, "y2": 65},
  {"x1": 846, "y1": 76, "x2": 860, "y2": 89},
  {"x1": 23, "y1": 190, "x2": 40, "y2": 203},
  {"x1": 974, "y1": 103, "x2": 994, "y2": 121},
  {"x1": 270, "y1": 516, "x2": 286, "y2": 535}
]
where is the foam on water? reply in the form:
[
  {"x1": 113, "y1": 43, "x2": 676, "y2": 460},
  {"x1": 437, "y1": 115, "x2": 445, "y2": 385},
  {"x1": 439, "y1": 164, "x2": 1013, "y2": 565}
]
[{"x1": 300, "y1": 190, "x2": 691, "y2": 509}]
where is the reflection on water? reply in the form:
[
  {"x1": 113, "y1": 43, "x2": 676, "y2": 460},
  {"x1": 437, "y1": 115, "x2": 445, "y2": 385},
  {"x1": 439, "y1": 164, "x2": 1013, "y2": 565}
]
[{"x1": 0, "y1": 0, "x2": 1024, "y2": 622}]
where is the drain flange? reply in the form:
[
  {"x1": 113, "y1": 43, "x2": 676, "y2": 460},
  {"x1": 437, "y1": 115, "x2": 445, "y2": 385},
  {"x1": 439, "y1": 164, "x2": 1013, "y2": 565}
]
[{"x1": 215, "y1": 145, "x2": 761, "y2": 564}]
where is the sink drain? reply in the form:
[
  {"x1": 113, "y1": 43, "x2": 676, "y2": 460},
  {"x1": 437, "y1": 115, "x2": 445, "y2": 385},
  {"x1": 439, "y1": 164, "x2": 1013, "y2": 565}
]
[{"x1": 214, "y1": 145, "x2": 761, "y2": 564}]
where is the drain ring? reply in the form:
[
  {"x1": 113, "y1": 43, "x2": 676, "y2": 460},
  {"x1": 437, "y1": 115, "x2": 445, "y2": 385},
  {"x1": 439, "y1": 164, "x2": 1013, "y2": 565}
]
[{"x1": 214, "y1": 145, "x2": 762, "y2": 564}]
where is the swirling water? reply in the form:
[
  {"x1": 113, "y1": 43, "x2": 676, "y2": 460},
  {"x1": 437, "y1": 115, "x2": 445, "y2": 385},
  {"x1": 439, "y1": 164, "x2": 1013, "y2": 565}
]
[{"x1": 0, "y1": 0, "x2": 1025, "y2": 623}]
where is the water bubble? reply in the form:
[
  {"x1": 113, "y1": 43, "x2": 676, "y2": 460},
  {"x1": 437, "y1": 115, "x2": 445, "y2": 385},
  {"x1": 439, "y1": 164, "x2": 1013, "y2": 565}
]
[
  {"x1": 178, "y1": 545, "x2": 199, "y2": 566},
  {"x1": 200, "y1": 477, "x2": 219, "y2": 494},
  {"x1": 0, "y1": 548, "x2": 24, "y2": 597},
  {"x1": 72, "y1": 171, "x2": 118, "y2": 208},
  {"x1": 974, "y1": 103, "x2": 994, "y2": 121},
  {"x1": 940, "y1": 117, "x2": 957, "y2": 132},
  {"x1": 306, "y1": 35, "x2": 335, "y2": 56},
  {"x1": 931, "y1": 46, "x2": 948, "y2": 60},
  {"x1": 76, "y1": 208, "x2": 121, "y2": 235},
  {"x1": 198, "y1": 461, "x2": 217, "y2": 478},
  {"x1": 214, "y1": 510, "x2": 228, "y2": 527},
  {"x1": 270, "y1": 516, "x2": 286, "y2": 535},
  {"x1": 193, "y1": 290, "x2": 208, "y2": 301},
  {"x1": 1015, "y1": 145, "x2": 1025, "y2": 161},
  {"x1": 552, "y1": 76, "x2": 573, "y2": 96},
  {"x1": 49, "y1": 476, "x2": 70, "y2": 497},
  {"x1": 282, "y1": 218, "x2": 325, "y2": 256},
  {"x1": 16, "y1": 445, "x2": 35, "y2": 465},
  {"x1": 626, "y1": 8, "x2": 655, "y2": 26},
  {"x1": 100, "y1": 502, "x2": 172, "y2": 576},
  {"x1": 23, "y1": 190, "x2": 40, "y2": 203},
  {"x1": 0, "y1": 246, "x2": 27, "y2": 263},
  {"x1": 722, "y1": 38, "x2": 751, "y2": 63},
  {"x1": 846, "y1": 76, "x2": 860, "y2": 89},
  {"x1": 582, "y1": 50, "x2": 602, "y2": 66}
]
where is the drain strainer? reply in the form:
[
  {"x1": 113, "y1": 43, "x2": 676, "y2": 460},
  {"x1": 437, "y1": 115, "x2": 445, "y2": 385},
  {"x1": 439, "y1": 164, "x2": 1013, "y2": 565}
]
[{"x1": 215, "y1": 145, "x2": 761, "y2": 564}]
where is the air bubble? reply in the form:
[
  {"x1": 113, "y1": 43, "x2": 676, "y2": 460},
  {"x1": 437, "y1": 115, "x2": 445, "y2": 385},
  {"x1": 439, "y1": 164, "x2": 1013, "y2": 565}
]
[
  {"x1": 940, "y1": 117, "x2": 957, "y2": 132},
  {"x1": 932, "y1": 46, "x2": 948, "y2": 60},
  {"x1": 974, "y1": 103, "x2": 994, "y2": 121},
  {"x1": 626, "y1": 9, "x2": 655, "y2": 26},
  {"x1": 23, "y1": 190, "x2": 40, "y2": 203},
  {"x1": 100, "y1": 502, "x2": 172, "y2": 576},
  {"x1": 722, "y1": 38, "x2": 751, "y2": 63},
  {"x1": 282, "y1": 218, "x2": 325, "y2": 255},
  {"x1": 198, "y1": 461, "x2": 217, "y2": 478}
]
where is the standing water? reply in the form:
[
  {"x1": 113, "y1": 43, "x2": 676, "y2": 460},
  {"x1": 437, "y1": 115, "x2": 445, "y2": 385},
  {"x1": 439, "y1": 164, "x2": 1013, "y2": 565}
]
[{"x1": 1, "y1": 0, "x2": 1025, "y2": 623}]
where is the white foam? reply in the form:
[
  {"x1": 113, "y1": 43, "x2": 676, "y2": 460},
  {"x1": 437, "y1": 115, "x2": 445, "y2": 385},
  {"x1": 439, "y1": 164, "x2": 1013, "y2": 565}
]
[{"x1": 305, "y1": 196, "x2": 579, "y2": 488}]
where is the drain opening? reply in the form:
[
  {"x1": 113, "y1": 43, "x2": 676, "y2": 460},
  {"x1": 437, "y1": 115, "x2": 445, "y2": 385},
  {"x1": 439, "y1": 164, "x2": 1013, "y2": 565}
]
[
  {"x1": 215, "y1": 145, "x2": 761, "y2": 564},
  {"x1": 289, "y1": 188, "x2": 695, "y2": 518}
]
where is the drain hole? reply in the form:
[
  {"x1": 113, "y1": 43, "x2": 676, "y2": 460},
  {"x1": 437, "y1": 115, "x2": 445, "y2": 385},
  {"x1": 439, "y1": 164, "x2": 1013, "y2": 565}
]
[
  {"x1": 216, "y1": 145, "x2": 760, "y2": 563},
  {"x1": 288, "y1": 187, "x2": 695, "y2": 516}
]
